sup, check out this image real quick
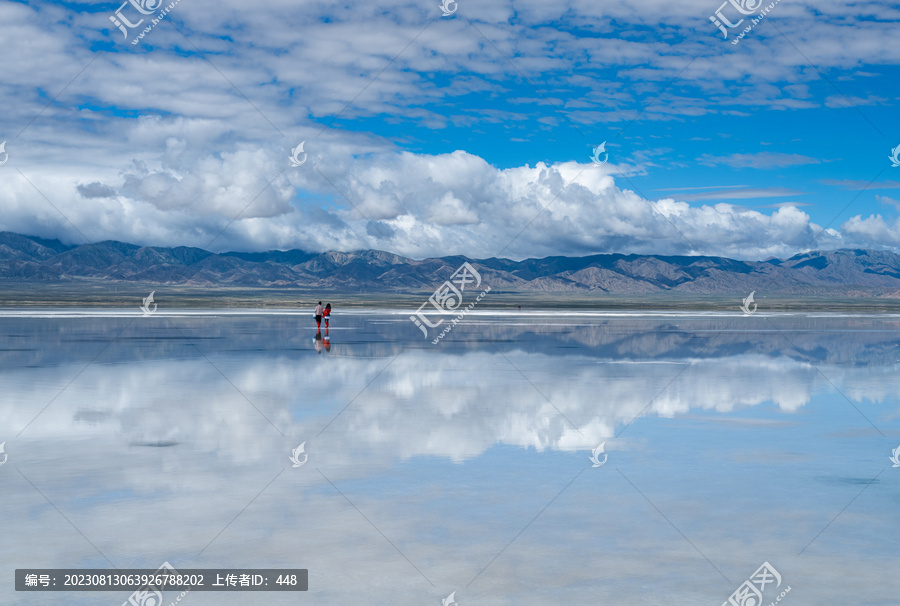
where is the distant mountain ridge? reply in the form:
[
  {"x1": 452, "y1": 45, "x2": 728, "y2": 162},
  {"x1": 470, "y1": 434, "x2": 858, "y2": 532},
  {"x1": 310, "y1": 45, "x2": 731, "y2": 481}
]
[{"x1": 3, "y1": 231, "x2": 900, "y2": 295}]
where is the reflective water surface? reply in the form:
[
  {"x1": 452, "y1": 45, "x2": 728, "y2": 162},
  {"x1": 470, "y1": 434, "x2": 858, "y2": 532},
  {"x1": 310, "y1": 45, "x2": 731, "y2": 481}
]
[{"x1": 1, "y1": 310, "x2": 899, "y2": 605}]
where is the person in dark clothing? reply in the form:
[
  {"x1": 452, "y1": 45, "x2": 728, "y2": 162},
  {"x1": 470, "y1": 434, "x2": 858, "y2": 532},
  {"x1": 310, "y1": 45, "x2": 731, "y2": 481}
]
[{"x1": 313, "y1": 329, "x2": 323, "y2": 354}]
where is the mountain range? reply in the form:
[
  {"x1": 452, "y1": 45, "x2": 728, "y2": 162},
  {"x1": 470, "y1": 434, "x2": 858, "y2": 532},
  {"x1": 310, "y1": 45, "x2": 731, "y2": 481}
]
[{"x1": 3, "y1": 231, "x2": 900, "y2": 295}]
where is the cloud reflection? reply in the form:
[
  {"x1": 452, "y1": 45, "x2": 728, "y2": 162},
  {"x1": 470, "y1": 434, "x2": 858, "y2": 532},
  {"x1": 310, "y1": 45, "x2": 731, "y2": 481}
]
[{"x1": 3, "y1": 346, "x2": 879, "y2": 468}]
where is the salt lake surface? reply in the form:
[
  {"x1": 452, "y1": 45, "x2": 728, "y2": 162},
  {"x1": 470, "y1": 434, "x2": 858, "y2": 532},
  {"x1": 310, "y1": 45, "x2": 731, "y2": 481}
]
[{"x1": 1, "y1": 309, "x2": 899, "y2": 605}]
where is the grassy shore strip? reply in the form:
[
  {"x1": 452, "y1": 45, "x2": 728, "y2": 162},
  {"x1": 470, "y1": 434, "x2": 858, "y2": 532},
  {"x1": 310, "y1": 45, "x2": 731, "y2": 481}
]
[{"x1": 3, "y1": 281, "x2": 900, "y2": 311}]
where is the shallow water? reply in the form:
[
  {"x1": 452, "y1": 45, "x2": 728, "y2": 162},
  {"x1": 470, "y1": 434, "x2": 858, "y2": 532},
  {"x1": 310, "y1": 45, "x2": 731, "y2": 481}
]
[{"x1": 1, "y1": 310, "x2": 898, "y2": 605}]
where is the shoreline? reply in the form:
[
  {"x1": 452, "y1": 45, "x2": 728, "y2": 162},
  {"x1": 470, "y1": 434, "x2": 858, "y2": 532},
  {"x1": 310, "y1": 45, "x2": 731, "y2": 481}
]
[
  {"x1": 4, "y1": 281, "x2": 900, "y2": 311},
  {"x1": 2, "y1": 309, "x2": 900, "y2": 318}
]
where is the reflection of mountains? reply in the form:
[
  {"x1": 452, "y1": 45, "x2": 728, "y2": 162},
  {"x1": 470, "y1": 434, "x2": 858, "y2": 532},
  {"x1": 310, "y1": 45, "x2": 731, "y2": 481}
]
[
  {"x1": 468, "y1": 316, "x2": 900, "y2": 367},
  {"x1": 3, "y1": 315, "x2": 899, "y2": 370}
]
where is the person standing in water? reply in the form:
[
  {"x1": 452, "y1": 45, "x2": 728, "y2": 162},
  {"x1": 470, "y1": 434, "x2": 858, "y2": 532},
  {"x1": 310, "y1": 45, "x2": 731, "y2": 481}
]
[
  {"x1": 323, "y1": 303, "x2": 332, "y2": 329},
  {"x1": 314, "y1": 301, "x2": 323, "y2": 329}
]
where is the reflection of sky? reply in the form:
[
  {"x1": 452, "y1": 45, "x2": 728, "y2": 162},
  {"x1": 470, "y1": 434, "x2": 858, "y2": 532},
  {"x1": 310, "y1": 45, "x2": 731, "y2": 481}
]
[{"x1": 1, "y1": 312, "x2": 899, "y2": 605}]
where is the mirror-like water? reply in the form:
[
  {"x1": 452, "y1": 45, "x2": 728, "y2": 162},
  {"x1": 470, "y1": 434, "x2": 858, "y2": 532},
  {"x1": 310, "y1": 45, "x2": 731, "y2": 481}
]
[{"x1": 2, "y1": 310, "x2": 898, "y2": 605}]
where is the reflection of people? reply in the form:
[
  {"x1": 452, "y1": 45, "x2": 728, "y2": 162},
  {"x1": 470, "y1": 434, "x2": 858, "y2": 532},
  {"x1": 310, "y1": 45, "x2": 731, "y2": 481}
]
[
  {"x1": 323, "y1": 329, "x2": 331, "y2": 353},
  {"x1": 314, "y1": 301, "x2": 323, "y2": 329},
  {"x1": 313, "y1": 329, "x2": 323, "y2": 354},
  {"x1": 323, "y1": 303, "x2": 331, "y2": 328}
]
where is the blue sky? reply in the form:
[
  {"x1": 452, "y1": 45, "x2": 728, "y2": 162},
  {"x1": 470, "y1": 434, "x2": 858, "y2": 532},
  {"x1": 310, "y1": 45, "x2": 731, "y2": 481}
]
[{"x1": 0, "y1": 0, "x2": 899, "y2": 259}]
